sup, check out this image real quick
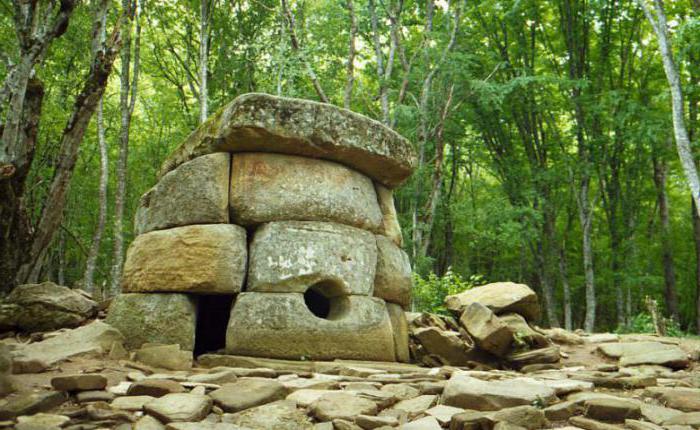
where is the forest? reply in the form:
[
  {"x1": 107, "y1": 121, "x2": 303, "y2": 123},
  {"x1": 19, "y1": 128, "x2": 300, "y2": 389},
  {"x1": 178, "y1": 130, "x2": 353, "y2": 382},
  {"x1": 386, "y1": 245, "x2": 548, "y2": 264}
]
[{"x1": 1, "y1": 0, "x2": 700, "y2": 335}]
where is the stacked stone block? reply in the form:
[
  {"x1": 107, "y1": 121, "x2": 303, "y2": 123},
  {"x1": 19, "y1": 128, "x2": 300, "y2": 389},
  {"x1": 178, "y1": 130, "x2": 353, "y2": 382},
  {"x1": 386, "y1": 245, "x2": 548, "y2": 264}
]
[{"x1": 107, "y1": 93, "x2": 416, "y2": 362}]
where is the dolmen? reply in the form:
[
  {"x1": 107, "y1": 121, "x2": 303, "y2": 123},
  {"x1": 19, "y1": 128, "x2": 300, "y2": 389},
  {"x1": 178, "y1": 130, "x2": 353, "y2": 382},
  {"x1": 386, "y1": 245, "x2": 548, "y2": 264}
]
[{"x1": 107, "y1": 93, "x2": 416, "y2": 362}]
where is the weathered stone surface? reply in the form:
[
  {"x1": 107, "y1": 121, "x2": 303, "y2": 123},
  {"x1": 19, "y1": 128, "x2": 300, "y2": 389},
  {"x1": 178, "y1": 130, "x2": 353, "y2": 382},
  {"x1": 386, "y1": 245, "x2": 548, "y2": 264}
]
[
  {"x1": 134, "y1": 415, "x2": 167, "y2": 430},
  {"x1": 230, "y1": 153, "x2": 382, "y2": 232},
  {"x1": 569, "y1": 416, "x2": 624, "y2": 430},
  {"x1": 442, "y1": 373, "x2": 557, "y2": 411},
  {"x1": 144, "y1": 393, "x2": 212, "y2": 423},
  {"x1": 507, "y1": 346, "x2": 561, "y2": 367},
  {"x1": 158, "y1": 93, "x2": 416, "y2": 188},
  {"x1": 106, "y1": 293, "x2": 196, "y2": 350},
  {"x1": 403, "y1": 416, "x2": 442, "y2": 430},
  {"x1": 51, "y1": 374, "x2": 107, "y2": 392},
  {"x1": 210, "y1": 379, "x2": 287, "y2": 412},
  {"x1": 6, "y1": 282, "x2": 97, "y2": 331},
  {"x1": 0, "y1": 345, "x2": 13, "y2": 396},
  {"x1": 222, "y1": 400, "x2": 313, "y2": 429},
  {"x1": 15, "y1": 413, "x2": 70, "y2": 430},
  {"x1": 310, "y1": 392, "x2": 378, "y2": 421},
  {"x1": 663, "y1": 412, "x2": 700, "y2": 427},
  {"x1": 620, "y1": 349, "x2": 689, "y2": 369},
  {"x1": 373, "y1": 235, "x2": 412, "y2": 308},
  {"x1": 75, "y1": 390, "x2": 115, "y2": 403},
  {"x1": 135, "y1": 153, "x2": 230, "y2": 235},
  {"x1": 492, "y1": 406, "x2": 549, "y2": 430},
  {"x1": 645, "y1": 387, "x2": 700, "y2": 412},
  {"x1": 584, "y1": 398, "x2": 641, "y2": 422},
  {"x1": 374, "y1": 185, "x2": 403, "y2": 247},
  {"x1": 385, "y1": 303, "x2": 410, "y2": 363},
  {"x1": 499, "y1": 313, "x2": 550, "y2": 349},
  {"x1": 127, "y1": 380, "x2": 185, "y2": 397},
  {"x1": 134, "y1": 344, "x2": 193, "y2": 371},
  {"x1": 122, "y1": 224, "x2": 247, "y2": 294},
  {"x1": 226, "y1": 293, "x2": 395, "y2": 361},
  {"x1": 412, "y1": 327, "x2": 473, "y2": 366},
  {"x1": 247, "y1": 221, "x2": 377, "y2": 296},
  {"x1": 14, "y1": 321, "x2": 124, "y2": 366},
  {"x1": 545, "y1": 328, "x2": 584, "y2": 345},
  {"x1": 112, "y1": 395, "x2": 156, "y2": 411},
  {"x1": 0, "y1": 391, "x2": 67, "y2": 420},
  {"x1": 392, "y1": 395, "x2": 437, "y2": 417},
  {"x1": 460, "y1": 302, "x2": 513, "y2": 357},
  {"x1": 444, "y1": 282, "x2": 540, "y2": 321}
]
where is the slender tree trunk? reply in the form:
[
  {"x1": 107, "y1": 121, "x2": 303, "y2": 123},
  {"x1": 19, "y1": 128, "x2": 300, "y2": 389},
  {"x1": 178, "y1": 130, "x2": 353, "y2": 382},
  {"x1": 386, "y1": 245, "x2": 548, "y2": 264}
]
[
  {"x1": 637, "y1": 0, "x2": 700, "y2": 216},
  {"x1": 110, "y1": 0, "x2": 140, "y2": 295},
  {"x1": 652, "y1": 151, "x2": 680, "y2": 322},
  {"x1": 199, "y1": 0, "x2": 209, "y2": 123},
  {"x1": 280, "y1": 0, "x2": 328, "y2": 103},
  {"x1": 343, "y1": 0, "x2": 356, "y2": 109},
  {"x1": 84, "y1": 0, "x2": 110, "y2": 296},
  {"x1": 559, "y1": 245, "x2": 573, "y2": 330},
  {"x1": 579, "y1": 175, "x2": 596, "y2": 332}
]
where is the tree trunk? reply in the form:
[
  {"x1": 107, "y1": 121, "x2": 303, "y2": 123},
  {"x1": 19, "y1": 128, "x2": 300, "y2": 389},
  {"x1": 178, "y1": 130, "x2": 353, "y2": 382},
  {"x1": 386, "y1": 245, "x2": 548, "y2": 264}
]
[
  {"x1": 110, "y1": 0, "x2": 140, "y2": 295},
  {"x1": 579, "y1": 175, "x2": 596, "y2": 332},
  {"x1": 280, "y1": 0, "x2": 328, "y2": 103},
  {"x1": 199, "y1": 0, "x2": 209, "y2": 123},
  {"x1": 15, "y1": 27, "x2": 122, "y2": 285},
  {"x1": 84, "y1": 0, "x2": 110, "y2": 296},
  {"x1": 637, "y1": 0, "x2": 700, "y2": 216},
  {"x1": 652, "y1": 151, "x2": 680, "y2": 322},
  {"x1": 343, "y1": 0, "x2": 356, "y2": 109}
]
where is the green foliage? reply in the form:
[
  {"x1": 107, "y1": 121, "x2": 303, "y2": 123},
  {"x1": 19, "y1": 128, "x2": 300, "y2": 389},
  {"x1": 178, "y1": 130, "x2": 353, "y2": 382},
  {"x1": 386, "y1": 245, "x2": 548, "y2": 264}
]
[
  {"x1": 412, "y1": 270, "x2": 485, "y2": 314},
  {"x1": 616, "y1": 313, "x2": 686, "y2": 338}
]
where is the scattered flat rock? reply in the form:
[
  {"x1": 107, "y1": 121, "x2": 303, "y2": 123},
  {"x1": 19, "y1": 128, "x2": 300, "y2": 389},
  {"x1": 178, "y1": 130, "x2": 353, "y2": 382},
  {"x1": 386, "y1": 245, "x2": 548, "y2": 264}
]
[
  {"x1": 222, "y1": 399, "x2": 313, "y2": 429},
  {"x1": 310, "y1": 392, "x2": 378, "y2": 421},
  {"x1": 0, "y1": 391, "x2": 66, "y2": 420},
  {"x1": 15, "y1": 413, "x2": 70, "y2": 430},
  {"x1": 112, "y1": 395, "x2": 156, "y2": 411},
  {"x1": 127, "y1": 379, "x2": 185, "y2": 397},
  {"x1": 144, "y1": 393, "x2": 212, "y2": 423},
  {"x1": 401, "y1": 416, "x2": 441, "y2": 429},
  {"x1": 51, "y1": 374, "x2": 107, "y2": 392},
  {"x1": 584, "y1": 398, "x2": 641, "y2": 422},
  {"x1": 442, "y1": 373, "x2": 557, "y2": 411},
  {"x1": 444, "y1": 282, "x2": 540, "y2": 321},
  {"x1": 210, "y1": 379, "x2": 287, "y2": 412}
]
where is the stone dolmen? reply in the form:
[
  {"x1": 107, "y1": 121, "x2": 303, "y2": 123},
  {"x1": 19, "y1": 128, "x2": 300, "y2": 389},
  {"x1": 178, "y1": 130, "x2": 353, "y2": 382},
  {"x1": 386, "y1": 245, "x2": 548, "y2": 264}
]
[{"x1": 107, "y1": 93, "x2": 416, "y2": 362}]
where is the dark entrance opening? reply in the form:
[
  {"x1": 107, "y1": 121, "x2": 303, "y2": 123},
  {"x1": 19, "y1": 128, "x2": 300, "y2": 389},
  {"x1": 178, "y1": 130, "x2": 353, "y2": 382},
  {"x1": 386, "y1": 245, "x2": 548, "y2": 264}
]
[
  {"x1": 304, "y1": 287, "x2": 331, "y2": 319},
  {"x1": 194, "y1": 295, "x2": 234, "y2": 357}
]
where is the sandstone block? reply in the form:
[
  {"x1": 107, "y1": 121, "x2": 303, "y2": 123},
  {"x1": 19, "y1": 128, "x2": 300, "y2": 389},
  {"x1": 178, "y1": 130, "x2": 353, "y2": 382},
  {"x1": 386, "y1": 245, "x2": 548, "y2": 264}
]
[
  {"x1": 460, "y1": 302, "x2": 513, "y2": 357},
  {"x1": 106, "y1": 293, "x2": 196, "y2": 350},
  {"x1": 230, "y1": 153, "x2": 382, "y2": 231},
  {"x1": 158, "y1": 93, "x2": 416, "y2": 188},
  {"x1": 373, "y1": 235, "x2": 412, "y2": 308},
  {"x1": 247, "y1": 221, "x2": 377, "y2": 296},
  {"x1": 135, "y1": 153, "x2": 230, "y2": 235},
  {"x1": 445, "y1": 282, "x2": 540, "y2": 321},
  {"x1": 375, "y1": 184, "x2": 403, "y2": 246},
  {"x1": 122, "y1": 224, "x2": 246, "y2": 294},
  {"x1": 7, "y1": 282, "x2": 97, "y2": 332},
  {"x1": 386, "y1": 303, "x2": 410, "y2": 363},
  {"x1": 226, "y1": 293, "x2": 396, "y2": 361},
  {"x1": 442, "y1": 373, "x2": 557, "y2": 411}
]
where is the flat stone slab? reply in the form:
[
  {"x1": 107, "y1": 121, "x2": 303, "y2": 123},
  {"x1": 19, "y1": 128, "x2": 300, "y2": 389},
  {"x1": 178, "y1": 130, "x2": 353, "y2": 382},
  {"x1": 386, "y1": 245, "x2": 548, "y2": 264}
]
[
  {"x1": 122, "y1": 224, "x2": 247, "y2": 294},
  {"x1": 442, "y1": 373, "x2": 558, "y2": 411},
  {"x1": 144, "y1": 393, "x2": 212, "y2": 423},
  {"x1": 226, "y1": 293, "x2": 396, "y2": 361},
  {"x1": 158, "y1": 93, "x2": 416, "y2": 188},
  {"x1": 13, "y1": 321, "x2": 124, "y2": 366},
  {"x1": 135, "y1": 153, "x2": 230, "y2": 235},
  {"x1": 210, "y1": 379, "x2": 288, "y2": 412},
  {"x1": 106, "y1": 293, "x2": 196, "y2": 350},
  {"x1": 230, "y1": 152, "x2": 383, "y2": 231},
  {"x1": 373, "y1": 235, "x2": 412, "y2": 308},
  {"x1": 598, "y1": 342, "x2": 689, "y2": 369},
  {"x1": 445, "y1": 282, "x2": 540, "y2": 321},
  {"x1": 246, "y1": 221, "x2": 377, "y2": 296}
]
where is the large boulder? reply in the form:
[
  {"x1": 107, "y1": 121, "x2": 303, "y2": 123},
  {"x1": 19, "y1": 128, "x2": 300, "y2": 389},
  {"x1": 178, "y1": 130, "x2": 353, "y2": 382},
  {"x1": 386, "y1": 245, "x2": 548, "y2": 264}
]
[
  {"x1": 122, "y1": 224, "x2": 247, "y2": 294},
  {"x1": 226, "y1": 292, "x2": 396, "y2": 361},
  {"x1": 135, "y1": 153, "x2": 230, "y2": 235},
  {"x1": 499, "y1": 313, "x2": 550, "y2": 349},
  {"x1": 106, "y1": 293, "x2": 196, "y2": 350},
  {"x1": 230, "y1": 152, "x2": 382, "y2": 232},
  {"x1": 14, "y1": 321, "x2": 125, "y2": 366},
  {"x1": 375, "y1": 184, "x2": 403, "y2": 246},
  {"x1": 460, "y1": 302, "x2": 513, "y2": 357},
  {"x1": 246, "y1": 221, "x2": 377, "y2": 296},
  {"x1": 373, "y1": 235, "x2": 412, "y2": 309},
  {"x1": 443, "y1": 374, "x2": 557, "y2": 411},
  {"x1": 412, "y1": 327, "x2": 474, "y2": 366},
  {"x1": 386, "y1": 302, "x2": 410, "y2": 363},
  {"x1": 158, "y1": 93, "x2": 416, "y2": 188},
  {"x1": 5, "y1": 282, "x2": 97, "y2": 332},
  {"x1": 445, "y1": 282, "x2": 540, "y2": 321}
]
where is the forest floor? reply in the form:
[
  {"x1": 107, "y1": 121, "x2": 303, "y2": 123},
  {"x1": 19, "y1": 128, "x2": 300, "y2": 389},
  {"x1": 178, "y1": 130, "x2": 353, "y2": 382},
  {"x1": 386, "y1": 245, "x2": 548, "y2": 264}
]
[{"x1": 1, "y1": 325, "x2": 699, "y2": 429}]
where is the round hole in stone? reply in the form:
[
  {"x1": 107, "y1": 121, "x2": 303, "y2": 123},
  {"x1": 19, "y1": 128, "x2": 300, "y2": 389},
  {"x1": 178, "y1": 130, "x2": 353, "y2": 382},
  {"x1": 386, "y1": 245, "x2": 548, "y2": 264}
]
[{"x1": 303, "y1": 280, "x2": 345, "y2": 320}]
